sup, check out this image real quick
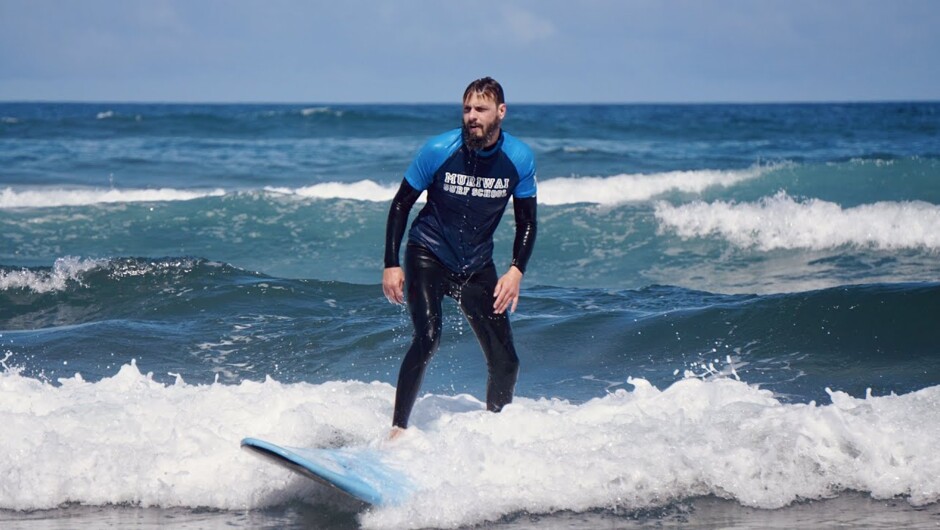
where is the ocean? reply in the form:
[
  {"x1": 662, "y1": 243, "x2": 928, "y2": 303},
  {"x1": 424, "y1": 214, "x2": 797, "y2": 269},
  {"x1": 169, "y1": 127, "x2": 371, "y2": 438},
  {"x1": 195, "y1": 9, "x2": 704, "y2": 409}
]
[{"x1": 1, "y1": 101, "x2": 939, "y2": 529}]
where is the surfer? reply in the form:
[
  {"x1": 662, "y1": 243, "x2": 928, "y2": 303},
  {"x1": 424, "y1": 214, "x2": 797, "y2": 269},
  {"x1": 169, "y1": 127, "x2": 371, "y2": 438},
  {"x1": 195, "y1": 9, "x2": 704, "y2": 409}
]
[{"x1": 382, "y1": 77, "x2": 538, "y2": 438}]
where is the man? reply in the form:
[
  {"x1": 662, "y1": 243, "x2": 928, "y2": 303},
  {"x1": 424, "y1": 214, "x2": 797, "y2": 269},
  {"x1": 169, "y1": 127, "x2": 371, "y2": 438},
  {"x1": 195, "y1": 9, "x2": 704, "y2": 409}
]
[{"x1": 382, "y1": 77, "x2": 538, "y2": 438}]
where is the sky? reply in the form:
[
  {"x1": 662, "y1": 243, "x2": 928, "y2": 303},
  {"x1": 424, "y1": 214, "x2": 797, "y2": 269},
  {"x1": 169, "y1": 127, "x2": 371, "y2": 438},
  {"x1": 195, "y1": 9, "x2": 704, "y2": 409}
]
[{"x1": 1, "y1": 0, "x2": 938, "y2": 104}]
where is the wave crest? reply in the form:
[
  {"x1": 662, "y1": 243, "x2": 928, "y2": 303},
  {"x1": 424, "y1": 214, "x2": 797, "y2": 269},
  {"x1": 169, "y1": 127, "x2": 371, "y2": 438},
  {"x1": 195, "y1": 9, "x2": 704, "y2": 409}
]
[
  {"x1": 539, "y1": 167, "x2": 766, "y2": 205},
  {"x1": 264, "y1": 180, "x2": 398, "y2": 202},
  {"x1": 655, "y1": 191, "x2": 940, "y2": 251},
  {"x1": 264, "y1": 167, "x2": 768, "y2": 206},
  {"x1": 2, "y1": 167, "x2": 767, "y2": 210},
  {"x1": 0, "y1": 257, "x2": 215, "y2": 295},
  {"x1": 0, "y1": 257, "x2": 106, "y2": 293},
  {"x1": 0, "y1": 187, "x2": 226, "y2": 209}
]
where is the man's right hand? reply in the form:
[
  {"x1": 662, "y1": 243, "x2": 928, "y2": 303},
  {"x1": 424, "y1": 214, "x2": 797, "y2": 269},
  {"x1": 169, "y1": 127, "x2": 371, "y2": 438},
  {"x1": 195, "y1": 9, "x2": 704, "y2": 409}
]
[{"x1": 383, "y1": 267, "x2": 405, "y2": 305}]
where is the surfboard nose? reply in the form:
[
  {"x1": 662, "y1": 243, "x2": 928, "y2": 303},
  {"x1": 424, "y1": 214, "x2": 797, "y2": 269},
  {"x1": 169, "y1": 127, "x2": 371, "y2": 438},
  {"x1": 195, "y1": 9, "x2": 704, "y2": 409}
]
[{"x1": 241, "y1": 437, "x2": 413, "y2": 506}]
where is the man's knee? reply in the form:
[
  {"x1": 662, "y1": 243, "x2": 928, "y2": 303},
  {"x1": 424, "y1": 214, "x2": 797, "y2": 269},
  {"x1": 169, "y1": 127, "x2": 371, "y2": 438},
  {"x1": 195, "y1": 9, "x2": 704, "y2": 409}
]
[{"x1": 413, "y1": 322, "x2": 442, "y2": 355}]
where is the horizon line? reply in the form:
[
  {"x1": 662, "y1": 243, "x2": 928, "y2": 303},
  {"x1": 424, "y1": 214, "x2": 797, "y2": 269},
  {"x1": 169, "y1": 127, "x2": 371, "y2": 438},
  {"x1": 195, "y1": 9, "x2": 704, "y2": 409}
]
[{"x1": 2, "y1": 98, "x2": 939, "y2": 106}]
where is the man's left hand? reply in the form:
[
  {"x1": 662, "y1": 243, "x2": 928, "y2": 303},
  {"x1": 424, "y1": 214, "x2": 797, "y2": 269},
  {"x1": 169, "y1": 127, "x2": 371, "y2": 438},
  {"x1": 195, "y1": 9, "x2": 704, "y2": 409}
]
[{"x1": 493, "y1": 266, "x2": 524, "y2": 314}]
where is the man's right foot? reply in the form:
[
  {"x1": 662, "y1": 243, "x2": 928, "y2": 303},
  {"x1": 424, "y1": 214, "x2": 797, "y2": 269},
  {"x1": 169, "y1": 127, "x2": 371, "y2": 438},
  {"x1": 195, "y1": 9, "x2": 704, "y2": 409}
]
[{"x1": 388, "y1": 426, "x2": 405, "y2": 441}]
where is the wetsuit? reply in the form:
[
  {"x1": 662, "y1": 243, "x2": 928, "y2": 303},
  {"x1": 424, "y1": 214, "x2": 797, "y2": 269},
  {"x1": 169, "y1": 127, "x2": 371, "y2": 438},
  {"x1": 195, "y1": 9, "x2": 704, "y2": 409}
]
[{"x1": 385, "y1": 128, "x2": 538, "y2": 429}]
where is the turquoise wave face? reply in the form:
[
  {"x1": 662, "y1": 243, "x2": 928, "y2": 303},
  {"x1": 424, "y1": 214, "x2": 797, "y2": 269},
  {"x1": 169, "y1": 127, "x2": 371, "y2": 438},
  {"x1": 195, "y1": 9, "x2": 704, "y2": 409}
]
[
  {"x1": 3, "y1": 257, "x2": 938, "y2": 405},
  {"x1": 3, "y1": 157, "x2": 939, "y2": 294}
]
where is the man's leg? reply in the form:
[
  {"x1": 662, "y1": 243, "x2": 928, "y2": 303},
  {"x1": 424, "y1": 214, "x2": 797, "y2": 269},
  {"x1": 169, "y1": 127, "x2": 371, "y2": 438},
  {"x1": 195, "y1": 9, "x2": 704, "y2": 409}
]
[
  {"x1": 392, "y1": 245, "x2": 446, "y2": 429},
  {"x1": 458, "y1": 266, "x2": 520, "y2": 412}
]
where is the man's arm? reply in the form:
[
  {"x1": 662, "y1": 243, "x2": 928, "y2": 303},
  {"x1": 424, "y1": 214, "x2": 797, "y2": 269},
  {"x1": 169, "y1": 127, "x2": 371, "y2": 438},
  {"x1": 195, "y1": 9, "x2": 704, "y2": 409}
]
[
  {"x1": 383, "y1": 179, "x2": 421, "y2": 304},
  {"x1": 510, "y1": 196, "x2": 537, "y2": 274},
  {"x1": 493, "y1": 196, "x2": 537, "y2": 314}
]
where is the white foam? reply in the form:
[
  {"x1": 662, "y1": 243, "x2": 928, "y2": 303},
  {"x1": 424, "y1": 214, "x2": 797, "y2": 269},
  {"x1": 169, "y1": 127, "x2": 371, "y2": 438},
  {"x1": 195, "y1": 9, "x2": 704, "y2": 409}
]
[
  {"x1": 259, "y1": 167, "x2": 765, "y2": 206},
  {"x1": 655, "y1": 191, "x2": 940, "y2": 251},
  {"x1": 0, "y1": 187, "x2": 227, "y2": 209},
  {"x1": 1, "y1": 167, "x2": 764, "y2": 210},
  {"x1": 537, "y1": 167, "x2": 766, "y2": 205},
  {"x1": 1, "y1": 362, "x2": 937, "y2": 528},
  {"x1": 300, "y1": 106, "x2": 342, "y2": 117},
  {"x1": 264, "y1": 181, "x2": 400, "y2": 202},
  {"x1": 0, "y1": 257, "x2": 105, "y2": 293}
]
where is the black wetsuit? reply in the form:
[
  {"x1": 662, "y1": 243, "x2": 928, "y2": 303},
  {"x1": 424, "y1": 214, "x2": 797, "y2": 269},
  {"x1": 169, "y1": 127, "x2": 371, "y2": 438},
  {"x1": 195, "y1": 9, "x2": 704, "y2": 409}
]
[{"x1": 384, "y1": 128, "x2": 538, "y2": 428}]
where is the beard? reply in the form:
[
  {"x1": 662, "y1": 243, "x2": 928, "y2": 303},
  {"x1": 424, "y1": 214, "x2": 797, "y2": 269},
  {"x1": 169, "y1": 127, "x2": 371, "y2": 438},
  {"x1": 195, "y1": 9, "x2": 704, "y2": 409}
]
[{"x1": 462, "y1": 118, "x2": 501, "y2": 151}]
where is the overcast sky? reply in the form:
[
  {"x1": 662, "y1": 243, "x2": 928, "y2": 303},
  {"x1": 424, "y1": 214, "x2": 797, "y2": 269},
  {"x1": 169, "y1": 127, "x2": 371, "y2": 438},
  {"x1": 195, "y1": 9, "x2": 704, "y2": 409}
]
[{"x1": 1, "y1": 0, "x2": 937, "y2": 103}]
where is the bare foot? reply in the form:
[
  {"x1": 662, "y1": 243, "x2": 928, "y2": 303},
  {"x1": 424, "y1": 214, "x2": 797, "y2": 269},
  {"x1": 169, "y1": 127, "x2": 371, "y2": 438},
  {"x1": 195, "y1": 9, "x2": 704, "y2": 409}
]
[{"x1": 388, "y1": 427, "x2": 405, "y2": 441}]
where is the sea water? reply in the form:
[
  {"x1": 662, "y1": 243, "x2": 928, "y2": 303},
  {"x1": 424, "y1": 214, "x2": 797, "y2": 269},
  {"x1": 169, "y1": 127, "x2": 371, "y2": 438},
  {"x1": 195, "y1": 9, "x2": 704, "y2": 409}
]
[{"x1": 1, "y1": 102, "x2": 939, "y2": 528}]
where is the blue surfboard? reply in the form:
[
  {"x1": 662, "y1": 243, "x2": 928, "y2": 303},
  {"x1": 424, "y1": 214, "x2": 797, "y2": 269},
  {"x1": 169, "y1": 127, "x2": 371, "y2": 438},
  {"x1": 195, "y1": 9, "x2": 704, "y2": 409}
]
[{"x1": 241, "y1": 437, "x2": 412, "y2": 506}]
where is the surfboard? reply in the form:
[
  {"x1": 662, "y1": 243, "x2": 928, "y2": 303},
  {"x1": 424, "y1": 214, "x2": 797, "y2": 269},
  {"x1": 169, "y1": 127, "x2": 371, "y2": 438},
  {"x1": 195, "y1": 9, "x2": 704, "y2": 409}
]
[{"x1": 241, "y1": 437, "x2": 412, "y2": 506}]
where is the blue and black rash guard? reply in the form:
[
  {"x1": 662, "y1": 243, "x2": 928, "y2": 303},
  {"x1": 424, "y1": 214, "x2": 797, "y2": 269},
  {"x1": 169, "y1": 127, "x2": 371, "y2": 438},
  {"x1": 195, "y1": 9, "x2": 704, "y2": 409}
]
[{"x1": 385, "y1": 128, "x2": 538, "y2": 275}]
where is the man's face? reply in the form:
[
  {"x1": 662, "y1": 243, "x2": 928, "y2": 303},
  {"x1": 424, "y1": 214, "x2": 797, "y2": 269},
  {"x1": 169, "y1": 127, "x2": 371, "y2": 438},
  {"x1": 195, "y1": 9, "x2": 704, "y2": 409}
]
[{"x1": 462, "y1": 92, "x2": 506, "y2": 150}]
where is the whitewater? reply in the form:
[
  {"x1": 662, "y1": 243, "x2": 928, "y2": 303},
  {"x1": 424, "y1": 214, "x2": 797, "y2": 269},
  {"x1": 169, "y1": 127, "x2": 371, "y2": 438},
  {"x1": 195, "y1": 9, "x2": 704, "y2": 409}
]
[{"x1": 2, "y1": 358, "x2": 938, "y2": 529}]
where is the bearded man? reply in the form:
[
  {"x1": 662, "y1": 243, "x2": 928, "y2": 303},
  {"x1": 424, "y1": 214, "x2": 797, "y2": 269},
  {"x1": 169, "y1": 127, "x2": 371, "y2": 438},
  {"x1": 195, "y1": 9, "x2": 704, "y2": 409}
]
[{"x1": 382, "y1": 77, "x2": 538, "y2": 438}]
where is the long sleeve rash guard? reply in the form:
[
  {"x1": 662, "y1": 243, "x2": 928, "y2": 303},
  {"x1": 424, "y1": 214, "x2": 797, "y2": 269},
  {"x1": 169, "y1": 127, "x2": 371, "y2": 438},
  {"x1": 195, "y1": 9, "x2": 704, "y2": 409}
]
[{"x1": 384, "y1": 128, "x2": 538, "y2": 275}]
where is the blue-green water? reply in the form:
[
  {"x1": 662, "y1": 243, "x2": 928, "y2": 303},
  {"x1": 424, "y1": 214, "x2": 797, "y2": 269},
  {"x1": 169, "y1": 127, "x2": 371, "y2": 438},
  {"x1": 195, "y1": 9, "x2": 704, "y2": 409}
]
[{"x1": 1, "y1": 102, "x2": 939, "y2": 528}]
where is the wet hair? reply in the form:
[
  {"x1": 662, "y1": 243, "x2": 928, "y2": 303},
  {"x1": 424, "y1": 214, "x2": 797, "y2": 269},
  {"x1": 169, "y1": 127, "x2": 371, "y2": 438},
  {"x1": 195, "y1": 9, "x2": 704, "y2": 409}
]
[{"x1": 463, "y1": 77, "x2": 505, "y2": 106}]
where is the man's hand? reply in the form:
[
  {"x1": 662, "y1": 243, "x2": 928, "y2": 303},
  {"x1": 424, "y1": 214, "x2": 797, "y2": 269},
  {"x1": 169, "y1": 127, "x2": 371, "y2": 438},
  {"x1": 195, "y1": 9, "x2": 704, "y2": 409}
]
[
  {"x1": 383, "y1": 267, "x2": 405, "y2": 304},
  {"x1": 493, "y1": 266, "x2": 523, "y2": 314}
]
